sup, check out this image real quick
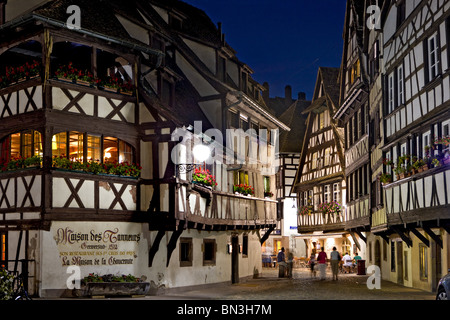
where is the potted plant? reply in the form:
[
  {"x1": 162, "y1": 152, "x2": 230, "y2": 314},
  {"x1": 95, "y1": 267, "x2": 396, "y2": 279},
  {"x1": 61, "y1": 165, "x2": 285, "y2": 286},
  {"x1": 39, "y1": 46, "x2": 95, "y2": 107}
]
[
  {"x1": 431, "y1": 158, "x2": 441, "y2": 168},
  {"x1": 413, "y1": 158, "x2": 425, "y2": 173},
  {"x1": 264, "y1": 191, "x2": 274, "y2": 198},
  {"x1": 380, "y1": 173, "x2": 392, "y2": 185}
]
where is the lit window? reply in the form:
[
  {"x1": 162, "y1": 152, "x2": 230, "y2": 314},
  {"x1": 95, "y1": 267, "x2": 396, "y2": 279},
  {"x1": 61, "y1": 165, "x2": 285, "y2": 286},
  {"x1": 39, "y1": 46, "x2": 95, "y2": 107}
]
[
  {"x1": 87, "y1": 135, "x2": 101, "y2": 162},
  {"x1": 52, "y1": 132, "x2": 67, "y2": 157}
]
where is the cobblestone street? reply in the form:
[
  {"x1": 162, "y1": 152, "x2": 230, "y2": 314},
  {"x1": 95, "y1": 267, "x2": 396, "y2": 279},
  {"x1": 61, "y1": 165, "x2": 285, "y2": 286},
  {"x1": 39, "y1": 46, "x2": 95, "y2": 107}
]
[{"x1": 154, "y1": 267, "x2": 435, "y2": 300}]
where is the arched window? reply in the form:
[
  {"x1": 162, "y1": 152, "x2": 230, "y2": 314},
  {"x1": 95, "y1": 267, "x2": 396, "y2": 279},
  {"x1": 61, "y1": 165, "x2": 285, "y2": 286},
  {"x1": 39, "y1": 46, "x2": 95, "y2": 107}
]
[{"x1": 0, "y1": 130, "x2": 42, "y2": 162}]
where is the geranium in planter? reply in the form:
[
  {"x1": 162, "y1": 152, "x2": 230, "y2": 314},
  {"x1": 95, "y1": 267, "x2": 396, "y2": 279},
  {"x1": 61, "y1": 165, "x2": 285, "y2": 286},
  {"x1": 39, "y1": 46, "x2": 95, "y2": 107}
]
[
  {"x1": 297, "y1": 205, "x2": 311, "y2": 216},
  {"x1": 264, "y1": 191, "x2": 274, "y2": 198},
  {"x1": 233, "y1": 184, "x2": 254, "y2": 196},
  {"x1": 317, "y1": 201, "x2": 342, "y2": 216},
  {"x1": 192, "y1": 168, "x2": 217, "y2": 188}
]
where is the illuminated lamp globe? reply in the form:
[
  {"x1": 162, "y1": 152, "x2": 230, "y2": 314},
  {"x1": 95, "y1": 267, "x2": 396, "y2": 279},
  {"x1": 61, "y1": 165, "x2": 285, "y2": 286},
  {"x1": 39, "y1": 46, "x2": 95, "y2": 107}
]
[{"x1": 193, "y1": 144, "x2": 211, "y2": 163}]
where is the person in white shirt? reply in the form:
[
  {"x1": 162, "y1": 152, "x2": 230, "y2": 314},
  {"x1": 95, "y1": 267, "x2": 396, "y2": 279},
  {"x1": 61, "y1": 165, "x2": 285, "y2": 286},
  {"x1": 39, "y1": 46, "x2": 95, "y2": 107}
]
[{"x1": 342, "y1": 253, "x2": 353, "y2": 273}]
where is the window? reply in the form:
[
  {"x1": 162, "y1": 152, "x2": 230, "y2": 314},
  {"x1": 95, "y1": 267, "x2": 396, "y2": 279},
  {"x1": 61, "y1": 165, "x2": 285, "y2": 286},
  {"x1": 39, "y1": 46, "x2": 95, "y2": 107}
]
[
  {"x1": 180, "y1": 238, "x2": 193, "y2": 267},
  {"x1": 319, "y1": 112, "x2": 324, "y2": 130},
  {"x1": 203, "y1": 239, "x2": 216, "y2": 266},
  {"x1": 217, "y1": 55, "x2": 226, "y2": 82},
  {"x1": 397, "y1": 65, "x2": 404, "y2": 105},
  {"x1": 0, "y1": 130, "x2": 42, "y2": 162},
  {"x1": 242, "y1": 234, "x2": 248, "y2": 257},
  {"x1": 396, "y1": 0, "x2": 406, "y2": 27},
  {"x1": 419, "y1": 244, "x2": 428, "y2": 280},
  {"x1": 263, "y1": 176, "x2": 270, "y2": 193},
  {"x1": 0, "y1": 232, "x2": 6, "y2": 268},
  {"x1": 333, "y1": 183, "x2": 340, "y2": 203},
  {"x1": 233, "y1": 170, "x2": 249, "y2": 186},
  {"x1": 69, "y1": 131, "x2": 84, "y2": 161},
  {"x1": 53, "y1": 132, "x2": 134, "y2": 164},
  {"x1": 324, "y1": 148, "x2": 330, "y2": 166},
  {"x1": 390, "y1": 241, "x2": 396, "y2": 272},
  {"x1": 324, "y1": 185, "x2": 330, "y2": 203},
  {"x1": 426, "y1": 32, "x2": 440, "y2": 81},
  {"x1": 423, "y1": 131, "x2": 431, "y2": 157},
  {"x1": 52, "y1": 132, "x2": 67, "y2": 158},
  {"x1": 388, "y1": 73, "x2": 395, "y2": 113},
  {"x1": 312, "y1": 152, "x2": 317, "y2": 169},
  {"x1": 369, "y1": 40, "x2": 380, "y2": 81},
  {"x1": 87, "y1": 135, "x2": 101, "y2": 162}
]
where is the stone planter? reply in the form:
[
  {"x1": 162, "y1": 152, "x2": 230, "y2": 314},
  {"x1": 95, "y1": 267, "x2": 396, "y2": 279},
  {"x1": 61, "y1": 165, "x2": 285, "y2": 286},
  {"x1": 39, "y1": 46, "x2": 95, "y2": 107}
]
[{"x1": 82, "y1": 282, "x2": 150, "y2": 297}]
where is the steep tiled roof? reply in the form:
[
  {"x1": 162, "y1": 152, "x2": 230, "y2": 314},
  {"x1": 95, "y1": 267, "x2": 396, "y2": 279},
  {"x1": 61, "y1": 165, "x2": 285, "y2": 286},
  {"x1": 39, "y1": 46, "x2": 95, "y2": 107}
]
[{"x1": 278, "y1": 99, "x2": 310, "y2": 153}]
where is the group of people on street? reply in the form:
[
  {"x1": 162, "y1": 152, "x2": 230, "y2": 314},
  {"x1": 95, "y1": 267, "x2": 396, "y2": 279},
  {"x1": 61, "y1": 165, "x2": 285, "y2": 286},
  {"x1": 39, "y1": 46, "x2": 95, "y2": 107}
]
[
  {"x1": 276, "y1": 247, "x2": 361, "y2": 280},
  {"x1": 310, "y1": 247, "x2": 361, "y2": 280}
]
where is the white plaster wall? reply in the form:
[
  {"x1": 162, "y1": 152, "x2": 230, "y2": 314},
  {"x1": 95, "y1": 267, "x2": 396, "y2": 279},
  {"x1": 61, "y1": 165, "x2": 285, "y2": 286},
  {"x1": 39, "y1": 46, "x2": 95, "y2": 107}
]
[{"x1": 142, "y1": 229, "x2": 262, "y2": 289}]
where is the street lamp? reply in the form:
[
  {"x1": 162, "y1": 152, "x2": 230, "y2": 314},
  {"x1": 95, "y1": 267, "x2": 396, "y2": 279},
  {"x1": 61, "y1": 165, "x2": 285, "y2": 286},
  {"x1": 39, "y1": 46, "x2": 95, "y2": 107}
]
[{"x1": 176, "y1": 143, "x2": 211, "y2": 174}]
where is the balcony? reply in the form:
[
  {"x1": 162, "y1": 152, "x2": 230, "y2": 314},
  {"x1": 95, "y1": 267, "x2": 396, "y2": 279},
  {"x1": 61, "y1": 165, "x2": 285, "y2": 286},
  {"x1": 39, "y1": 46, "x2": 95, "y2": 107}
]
[
  {"x1": 344, "y1": 195, "x2": 370, "y2": 230},
  {"x1": 297, "y1": 205, "x2": 346, "y2": 233},
  {"x1": 174, "y1": 182, "x2": 278, "y2": 230},
  {"x1": 382, "y1": 165, "x2": 450, "y2": 227}
]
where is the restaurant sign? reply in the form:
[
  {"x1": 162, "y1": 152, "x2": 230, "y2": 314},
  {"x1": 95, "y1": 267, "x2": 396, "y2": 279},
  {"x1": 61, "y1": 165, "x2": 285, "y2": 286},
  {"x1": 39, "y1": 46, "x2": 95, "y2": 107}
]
[{"x1": 53, "y1": 222, "x2": 141, "y2": 267}]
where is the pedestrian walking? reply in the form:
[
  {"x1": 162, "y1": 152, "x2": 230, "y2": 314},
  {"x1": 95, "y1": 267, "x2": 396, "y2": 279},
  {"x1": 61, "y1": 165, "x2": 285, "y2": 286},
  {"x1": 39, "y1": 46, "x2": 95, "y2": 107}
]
[
  {"x1": 330, "y1": 247, "x2": 341, "y2": 280},
  {"x1": 317, "y1": 247, "x2": 327, "y2": 280},
  {"x1": 309, "y1": 252, "x2": 316, "y2": 278}
]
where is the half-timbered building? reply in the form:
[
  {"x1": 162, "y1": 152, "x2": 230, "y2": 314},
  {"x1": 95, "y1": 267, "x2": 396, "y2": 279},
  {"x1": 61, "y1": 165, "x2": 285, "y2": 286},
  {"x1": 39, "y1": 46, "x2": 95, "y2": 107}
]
[
  {"x1": 262, "y1": 85, "x2": 310, "y2": 258},
  {"x1": 292, "y1": 67, "x2": 349, "y2": 257},
  {"x1": 373, "y1": 0, "x2": 450, "y2": 292},
  {"x1": 334, "y1": 0, "x2": 371, "y2": 256},
  {"x1": 0, "y1": 0, "x2": 287, "y2": 297}
]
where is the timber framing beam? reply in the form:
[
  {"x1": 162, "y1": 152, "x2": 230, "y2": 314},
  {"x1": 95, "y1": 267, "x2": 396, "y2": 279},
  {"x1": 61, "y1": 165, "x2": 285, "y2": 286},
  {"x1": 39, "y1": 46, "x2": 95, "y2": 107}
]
[
  {"x1": 148, "y1": 230, "x2": 165, "y2": 267},
  {"x1": 391, "y1": 226, "x2": 412, "y2": 247},
  {"x1": 259, "y1": 225, "x2": 275, "y2": 245},
  {"x1": 409, "y1": 227, "x2": 430, "y2": 247},
  {"x1": 349, "y1": 232, "x2": 361, "y2": 251},
  {"x1": 422, "y1": 225, "x2": 443, "y2": 248}
]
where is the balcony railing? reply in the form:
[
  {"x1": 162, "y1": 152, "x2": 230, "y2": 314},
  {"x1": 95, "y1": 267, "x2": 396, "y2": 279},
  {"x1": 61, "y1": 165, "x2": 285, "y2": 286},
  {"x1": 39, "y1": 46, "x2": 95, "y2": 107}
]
[
  {"x1": 297, "y1": 209, "x2": 346, "y2": 232},
  {"x1": 383, "y1": 165, "x2": 450, "y2": 225},
  {"x1": 182, "y1": 186, "x2": 278, "y2": 228},
  {"x1": 0, "y1": 167, "x2": 139, "y2": 223}
]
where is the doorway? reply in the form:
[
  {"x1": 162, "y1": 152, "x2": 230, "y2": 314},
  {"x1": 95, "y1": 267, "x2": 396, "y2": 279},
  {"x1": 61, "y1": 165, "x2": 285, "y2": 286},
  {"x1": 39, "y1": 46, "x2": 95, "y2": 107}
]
[
  {"x1": 374, "y1": 240, "x2": 381, "y2": 268},
  {"x1": 231, "y1": 234, "x2": 239, "y2": 284},
  {"x1": 396, "y1": 241, "x2": 403, "y2": 285}
]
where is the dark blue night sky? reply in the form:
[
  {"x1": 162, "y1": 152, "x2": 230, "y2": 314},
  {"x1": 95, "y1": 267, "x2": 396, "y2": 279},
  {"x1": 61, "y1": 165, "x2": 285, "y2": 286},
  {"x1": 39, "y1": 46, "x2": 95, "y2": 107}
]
[{"x1": 183, "y1": 0, "x2": 347, "y2": 101}]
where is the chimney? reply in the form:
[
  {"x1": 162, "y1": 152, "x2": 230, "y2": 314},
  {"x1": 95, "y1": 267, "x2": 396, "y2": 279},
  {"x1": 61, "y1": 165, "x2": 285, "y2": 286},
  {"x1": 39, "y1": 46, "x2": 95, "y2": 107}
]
[
  {"x1": 297, "y1": 92, "x2": 306, "y2": 101},
  {"x1": 263, "y1": 82, "x2": 269, "y2": 102},
  {"x1": 285, "y1": 85, "x2": 292, "y2": 107},
  {"x1": 0, "y1": 0, "x2": 7, "y2": 25}
]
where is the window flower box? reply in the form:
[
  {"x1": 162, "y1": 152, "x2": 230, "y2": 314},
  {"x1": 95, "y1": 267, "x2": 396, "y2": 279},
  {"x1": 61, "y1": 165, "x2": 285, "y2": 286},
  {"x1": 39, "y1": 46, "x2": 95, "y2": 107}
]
[{"x1": 233, "y1": 184, "x2": 254, "y2": 196}]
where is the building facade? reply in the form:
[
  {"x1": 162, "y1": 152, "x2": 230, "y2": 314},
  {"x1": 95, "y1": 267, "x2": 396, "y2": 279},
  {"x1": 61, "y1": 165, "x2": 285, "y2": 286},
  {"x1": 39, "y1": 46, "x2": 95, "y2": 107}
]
[
  {"x1": 332, "y1": 0, "x2": 450, "y2": 292},
  {"x1": 0, "y1": 0, "x2": 287, "y2": 297},
  {"x1": 292, "y1": 67, "x2": 354, "y2": 258}
]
